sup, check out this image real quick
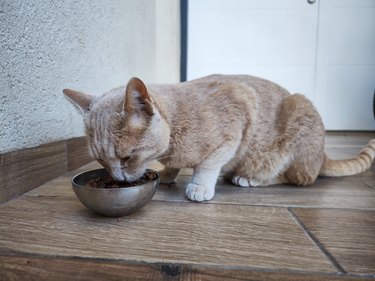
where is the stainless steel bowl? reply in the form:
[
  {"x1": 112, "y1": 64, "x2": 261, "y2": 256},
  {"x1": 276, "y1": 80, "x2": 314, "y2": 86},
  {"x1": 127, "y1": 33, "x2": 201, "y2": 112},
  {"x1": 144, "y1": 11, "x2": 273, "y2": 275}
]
[{"x1": 72, "y1": 168, "x2": 159, "y2": 217}]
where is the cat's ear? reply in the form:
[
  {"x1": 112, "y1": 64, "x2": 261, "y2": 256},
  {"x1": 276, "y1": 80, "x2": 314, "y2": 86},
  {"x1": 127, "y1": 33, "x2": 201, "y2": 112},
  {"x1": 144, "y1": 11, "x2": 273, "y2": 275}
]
[
  {"x1": 63, "y1": 89, "x2": 93, "y2": 114},
  {"x1": 124, "y1": 77, "x2": 154, "y2": 116}
]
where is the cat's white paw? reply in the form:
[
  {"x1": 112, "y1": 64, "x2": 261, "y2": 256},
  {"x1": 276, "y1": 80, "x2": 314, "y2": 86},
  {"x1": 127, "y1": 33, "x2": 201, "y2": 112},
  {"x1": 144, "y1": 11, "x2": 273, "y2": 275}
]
[
  {"x1": 232, "y1": 175, "x2": 261, "y2": 187},
  {"x1": 249, "y1": 179, "x2": 261, "y2": 187},
  {"x1": 232, "y1": 175, "x2": 251, "y2": 187},
  {"x1": 186, "y1": 183, "x2": 215, "y2": 202}
]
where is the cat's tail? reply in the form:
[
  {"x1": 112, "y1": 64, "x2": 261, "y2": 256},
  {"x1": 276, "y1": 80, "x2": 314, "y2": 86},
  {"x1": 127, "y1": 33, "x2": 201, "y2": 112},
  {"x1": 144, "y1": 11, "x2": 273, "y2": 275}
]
[{"x1": 319, "y1": 139, "x2": 375, "y2": 177}]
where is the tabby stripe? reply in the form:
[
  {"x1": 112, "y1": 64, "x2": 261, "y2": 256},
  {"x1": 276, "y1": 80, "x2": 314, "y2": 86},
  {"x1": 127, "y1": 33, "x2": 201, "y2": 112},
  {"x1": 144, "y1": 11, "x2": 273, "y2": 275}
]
[
  {"x1": 357, "y1": 156, "x2": 368, "y2": 170},
  {"x1": 360, "y1": 152, "x2": 372, "y2": 164}
]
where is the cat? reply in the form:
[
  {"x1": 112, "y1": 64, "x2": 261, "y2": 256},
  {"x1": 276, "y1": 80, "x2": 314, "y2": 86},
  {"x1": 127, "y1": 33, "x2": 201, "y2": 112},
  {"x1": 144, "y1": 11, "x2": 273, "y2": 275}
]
[{"x1": 63, "y1": 74, "x2": 375, "y2": 202}]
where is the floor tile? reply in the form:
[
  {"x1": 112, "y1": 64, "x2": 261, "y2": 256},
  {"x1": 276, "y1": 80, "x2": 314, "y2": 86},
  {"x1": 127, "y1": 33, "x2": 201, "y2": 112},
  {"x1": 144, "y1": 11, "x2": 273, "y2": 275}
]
[
  {"x1": 0, "y1": 198, "x2": 335, "y2": 272},
  {"x1": 292, "y1": 208, "x2": 375, "y2": 275}
]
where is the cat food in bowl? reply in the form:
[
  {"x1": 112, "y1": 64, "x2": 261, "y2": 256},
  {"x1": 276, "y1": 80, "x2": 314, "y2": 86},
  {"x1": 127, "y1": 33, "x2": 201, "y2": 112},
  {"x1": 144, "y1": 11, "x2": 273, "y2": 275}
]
[{"x1": 72, "y1": 168, "x2": 159, "y2": 217}]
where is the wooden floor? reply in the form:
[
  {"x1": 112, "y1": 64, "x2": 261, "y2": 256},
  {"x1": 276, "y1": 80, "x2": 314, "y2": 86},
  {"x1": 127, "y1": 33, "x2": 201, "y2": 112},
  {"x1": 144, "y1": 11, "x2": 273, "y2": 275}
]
[{"x1": 0, "y1": 132, "x2": 374, "y2": 280}]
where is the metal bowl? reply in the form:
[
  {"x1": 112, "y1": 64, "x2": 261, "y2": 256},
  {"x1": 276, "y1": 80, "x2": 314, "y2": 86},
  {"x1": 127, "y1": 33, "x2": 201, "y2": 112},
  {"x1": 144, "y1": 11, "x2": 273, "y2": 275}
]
[{"x1": 72, "y1": 168, "x2": 159, "y2": 217}]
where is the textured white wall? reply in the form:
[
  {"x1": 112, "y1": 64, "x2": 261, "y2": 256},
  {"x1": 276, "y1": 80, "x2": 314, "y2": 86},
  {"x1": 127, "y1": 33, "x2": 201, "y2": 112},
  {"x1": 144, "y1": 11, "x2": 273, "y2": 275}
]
[{"x1": 0, "y1": 0, "x2": 180, "y2": 153}]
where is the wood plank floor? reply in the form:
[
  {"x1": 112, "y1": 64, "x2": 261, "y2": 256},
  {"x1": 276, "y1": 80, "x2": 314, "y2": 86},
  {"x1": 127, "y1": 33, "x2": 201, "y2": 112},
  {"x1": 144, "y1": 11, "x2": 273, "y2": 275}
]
[{"x1": 0, "y1": 132, "x2": 374, "y2": 280}]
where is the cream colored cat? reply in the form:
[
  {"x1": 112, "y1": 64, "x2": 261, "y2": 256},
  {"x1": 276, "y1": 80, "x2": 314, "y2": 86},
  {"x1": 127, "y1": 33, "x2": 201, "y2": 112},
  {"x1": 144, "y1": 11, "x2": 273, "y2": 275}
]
[{"x1": 64, "y1": 75, "x2": 375, "y2": 202}]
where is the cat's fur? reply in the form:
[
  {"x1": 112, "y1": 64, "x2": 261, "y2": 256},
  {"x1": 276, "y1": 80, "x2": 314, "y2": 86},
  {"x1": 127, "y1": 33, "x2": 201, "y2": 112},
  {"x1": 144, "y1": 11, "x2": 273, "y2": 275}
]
[{"x1": 64, "y1": 75, "x2": 375, "y2": 202}]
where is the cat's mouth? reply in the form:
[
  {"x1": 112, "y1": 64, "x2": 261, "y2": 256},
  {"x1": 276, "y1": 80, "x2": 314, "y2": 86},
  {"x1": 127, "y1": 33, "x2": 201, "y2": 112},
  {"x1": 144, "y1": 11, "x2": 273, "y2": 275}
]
[
  {"x1": 111, "y1": 170, "x2": 126, "y2": 181},
  {"x1": 110, "y1": 167, "x2": 146, "y2": 182}
]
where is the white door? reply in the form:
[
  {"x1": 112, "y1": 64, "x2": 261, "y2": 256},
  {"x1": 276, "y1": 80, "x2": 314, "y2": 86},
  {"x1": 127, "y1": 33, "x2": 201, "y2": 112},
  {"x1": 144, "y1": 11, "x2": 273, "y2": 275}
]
[
  {"x1": 187, "y1": 0, "x2": 375, "y2": 130},
  {"x1": 314, "y1": 0, "x2": 375, "y2": 130}
]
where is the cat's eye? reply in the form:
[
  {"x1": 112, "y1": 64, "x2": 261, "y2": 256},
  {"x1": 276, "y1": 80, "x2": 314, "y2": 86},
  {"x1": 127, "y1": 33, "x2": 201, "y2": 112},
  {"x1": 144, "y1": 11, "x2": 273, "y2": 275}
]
[
  {"x1": 120, "y1": 156, "x2": 131, "y2": 168},
  {"x1": 122, "y1": 156, "x2": 131, "y2": 162}
]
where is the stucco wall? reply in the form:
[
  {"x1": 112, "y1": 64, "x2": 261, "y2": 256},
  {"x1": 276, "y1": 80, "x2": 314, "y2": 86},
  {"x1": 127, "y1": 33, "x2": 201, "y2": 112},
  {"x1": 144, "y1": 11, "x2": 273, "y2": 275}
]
[{"x1": 0, "y1": 0, "x2": 180, "y2": 153}]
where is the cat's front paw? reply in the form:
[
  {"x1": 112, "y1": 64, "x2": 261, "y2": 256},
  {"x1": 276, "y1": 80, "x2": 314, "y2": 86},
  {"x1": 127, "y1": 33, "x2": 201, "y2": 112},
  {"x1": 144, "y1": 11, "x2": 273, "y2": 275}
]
[
  {"x1": 159, "y1": 168, "x2": 180, "y2": 184},
  {"x1": 186, "y1": 183, "x2": 215, "y2": 202}
]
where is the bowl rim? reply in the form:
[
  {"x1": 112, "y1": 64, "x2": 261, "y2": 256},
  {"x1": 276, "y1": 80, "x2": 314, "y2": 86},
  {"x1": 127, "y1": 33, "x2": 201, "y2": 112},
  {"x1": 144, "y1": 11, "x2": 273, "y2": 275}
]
[{"x1": 72, "y1": 168, "x2": 160, "y2": 190}]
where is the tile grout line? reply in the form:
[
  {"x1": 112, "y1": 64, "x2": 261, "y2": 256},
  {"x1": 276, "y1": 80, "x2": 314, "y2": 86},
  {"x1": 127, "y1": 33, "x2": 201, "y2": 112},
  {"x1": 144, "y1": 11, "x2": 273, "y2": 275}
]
[
  {"x1": 287, "y1": 207, "x2": 347, "y2": 274},
  {"x1": 151, "y1": 199, "x2": 375, "y2": 212},
  {"x1": 362, "y1": 180, "x2": 375, "y2": 191}
]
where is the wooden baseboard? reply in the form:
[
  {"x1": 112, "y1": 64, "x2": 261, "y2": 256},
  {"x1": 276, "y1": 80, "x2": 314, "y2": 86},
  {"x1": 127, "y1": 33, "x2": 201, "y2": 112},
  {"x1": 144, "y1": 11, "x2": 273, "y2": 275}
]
[
  {"x1": 0, "y1": 137, "x2": 92, "y2": 204},
  {"x1": 66, "y1": 137, "x2": 92, "y2": 171}
]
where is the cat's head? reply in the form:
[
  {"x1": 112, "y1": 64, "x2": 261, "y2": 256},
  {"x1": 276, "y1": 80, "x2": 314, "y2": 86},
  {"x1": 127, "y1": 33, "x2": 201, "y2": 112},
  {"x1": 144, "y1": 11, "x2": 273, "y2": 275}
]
[{"x1": 63, "y1": 77, "x2": 170, "y2": 181}]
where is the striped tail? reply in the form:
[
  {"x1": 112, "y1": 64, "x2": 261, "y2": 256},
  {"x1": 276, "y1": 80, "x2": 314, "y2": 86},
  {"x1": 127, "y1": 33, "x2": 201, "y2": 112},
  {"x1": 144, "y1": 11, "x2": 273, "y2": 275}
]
[{"x1": 320, "y1": 139, "x2": 375, "y2": 177}]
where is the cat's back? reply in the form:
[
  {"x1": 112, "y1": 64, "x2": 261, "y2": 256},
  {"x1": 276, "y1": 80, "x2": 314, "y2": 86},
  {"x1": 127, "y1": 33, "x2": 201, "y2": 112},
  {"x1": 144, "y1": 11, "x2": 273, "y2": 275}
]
[
  {"x1": 151, "y1": 74, "x2": 290, "y2": 118},
  {"x1": 148, "y1": 74, "x2": 291, "y2": 123},
  {"x1": 188, "y1": 74, "x2": 290, "y2": 98}
]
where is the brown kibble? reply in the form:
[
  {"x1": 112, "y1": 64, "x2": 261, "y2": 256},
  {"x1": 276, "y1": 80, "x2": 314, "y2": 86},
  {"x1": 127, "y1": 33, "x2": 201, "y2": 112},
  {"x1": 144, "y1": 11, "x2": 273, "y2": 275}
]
[{"x1": 85, "y1": 172, "x2": 157, "y2": 188}]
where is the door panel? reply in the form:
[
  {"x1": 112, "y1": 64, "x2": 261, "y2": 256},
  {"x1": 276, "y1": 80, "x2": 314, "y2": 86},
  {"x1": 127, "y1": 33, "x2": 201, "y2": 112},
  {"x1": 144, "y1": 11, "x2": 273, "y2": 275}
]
[
  {"x1": 188, "y1": 0, "x2": 318, "y2": 102},
  {"x1": 314, "y1": 0, "x2": 375, "y2": 130},
  {"x1": 187, "y1": 0, "x2": 375, "y2": 130}
]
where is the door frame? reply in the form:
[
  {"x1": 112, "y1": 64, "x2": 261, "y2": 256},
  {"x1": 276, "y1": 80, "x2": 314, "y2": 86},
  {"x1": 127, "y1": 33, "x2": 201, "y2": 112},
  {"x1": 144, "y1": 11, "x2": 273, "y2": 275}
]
[{"x1": 180, "y1": 0, "x2": 188, "y2": 82}]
